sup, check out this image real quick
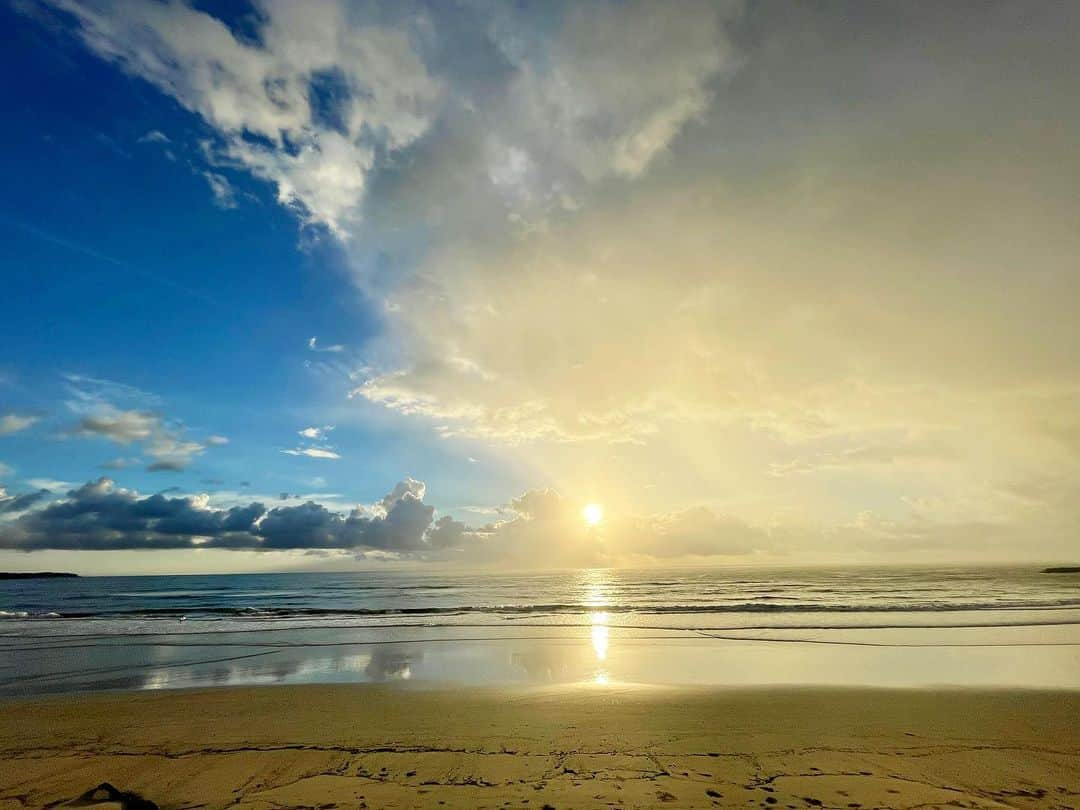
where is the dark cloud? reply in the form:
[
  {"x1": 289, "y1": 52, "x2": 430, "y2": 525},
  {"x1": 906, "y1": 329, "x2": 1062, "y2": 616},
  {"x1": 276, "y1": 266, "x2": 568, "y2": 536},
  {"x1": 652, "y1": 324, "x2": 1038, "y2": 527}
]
[
  {"x1": 0, "y1": 477, "x2": 439, "y2": 554},
  {"x1": 0, "y1": 488, "x2": 49, "y2": 514},
  {"x1": 255, "y1": 493, "x2": 435, "y2": 551},
  {"x1": 146, "y1": 460, "x2": 187, "y2": 472},
  {"x1": 426, "y1": 515, "x2": 470, "y2": 549},
  {"x1": 1, "y1": 478, "x2": 777, "y2": 561}
]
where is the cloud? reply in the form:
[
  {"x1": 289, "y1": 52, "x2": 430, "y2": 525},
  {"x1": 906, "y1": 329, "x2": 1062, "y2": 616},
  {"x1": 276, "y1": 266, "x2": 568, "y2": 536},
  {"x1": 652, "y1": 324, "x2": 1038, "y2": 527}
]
[
  {"x1": 453, "y1": 489, "x2": 768, "y2": 566},
  {"x1": 298, "y1": 426, "x2": 333, "y2": 440},
  {"x1": 101, "y1": 457, "x2": 140, "y2": 470},
  {"x1": 63, "y1": 377, "x2": 226, "y2": 472},
  {"x1": 0, "y1": 477, "x2": 434, "y2": 553},
  {"x1": 72, "y1": 408, "x2": 206, "y2": 471},
  {"x1": 1, "y1": 475, "x2": 1069, "y2": 562},
  {"x1": 41, "y1": 0, "x2": 440, "y2": 238},
  {"x1": 37, "y1": 0, "x2": 739, "y2": 240},
  {"x1": 72, "y1": 407, "x2": 157, "y2": 444},
  {"x1": 282, "y1": 447, "x2": 341, "y2": 460},
  {"x1": 63, "y1": 373, "x2": 161, "y2": 408},
  {"x1": 138, "y1": 130, "x2": 170, "y2": 144},
  {"x1": 308, "y1": 337, "x2": 344, "y2": 353},
  {"x1": 0, "y1": 487, "x2": 49, "y2": 515},
  {"x1": 768, "y1": 434, "x2": 956, "y2": 477},
  {"x1": 30, "y1": 2, "x2": 1080, "y2": 560},
  {"x1": 494, "y1": 0, "x2": 738, "y2": 181},
  {"x1": 0, "y1": 478, "x2": 261, "y2": 551},
  {"x1": 0, "y1": 462, "x2": 12, "y2": 478},
  {"x1": 0, "y1": 414, "x2": 39, "y2": 436},
  {"x1": 426, "y1": 514, "x2": 469, "y2": 550},
  {"x1": 25, "y1": 478, "x2": 75, "y2": 493},
  {"x1": 202, "y1": 171, "x2": 237, "y2": 209}
]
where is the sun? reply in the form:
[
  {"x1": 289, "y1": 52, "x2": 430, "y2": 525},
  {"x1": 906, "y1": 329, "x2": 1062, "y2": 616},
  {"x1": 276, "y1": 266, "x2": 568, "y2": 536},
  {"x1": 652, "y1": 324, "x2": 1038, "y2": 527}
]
[{"x1": 582, "y1": 503, "x2": 604, "y2": 526}]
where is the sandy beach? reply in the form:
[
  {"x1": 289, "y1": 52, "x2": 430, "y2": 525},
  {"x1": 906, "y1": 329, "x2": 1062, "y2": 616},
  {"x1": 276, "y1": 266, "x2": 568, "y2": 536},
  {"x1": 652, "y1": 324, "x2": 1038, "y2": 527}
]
[{"x1": 1, "y1": 684, "x2": 1077, "y2": 809}]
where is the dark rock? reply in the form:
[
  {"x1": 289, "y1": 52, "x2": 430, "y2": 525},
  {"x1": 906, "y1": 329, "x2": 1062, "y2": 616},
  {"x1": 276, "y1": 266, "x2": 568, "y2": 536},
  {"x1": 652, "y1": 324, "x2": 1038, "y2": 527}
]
[{"x1": 75, "y1": 782, "x2": 158, "y2": 810}]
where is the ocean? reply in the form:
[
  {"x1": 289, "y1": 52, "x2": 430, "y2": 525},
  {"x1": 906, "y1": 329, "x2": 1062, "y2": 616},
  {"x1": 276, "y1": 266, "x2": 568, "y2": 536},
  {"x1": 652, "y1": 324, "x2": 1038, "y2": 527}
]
[{"x1": 2, "y1": 566, "x2": 1079, "y2": 695}]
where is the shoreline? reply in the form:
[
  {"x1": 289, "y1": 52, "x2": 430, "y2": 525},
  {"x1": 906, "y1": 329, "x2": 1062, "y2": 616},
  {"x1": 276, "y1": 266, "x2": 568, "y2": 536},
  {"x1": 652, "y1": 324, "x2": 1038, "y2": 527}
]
[
  {"x1": 4, "y1": 620, "x2": 1079, "y2": 697},
  {"x1": 2, "y1": 684, "x2": 1078, "y2": 808}
]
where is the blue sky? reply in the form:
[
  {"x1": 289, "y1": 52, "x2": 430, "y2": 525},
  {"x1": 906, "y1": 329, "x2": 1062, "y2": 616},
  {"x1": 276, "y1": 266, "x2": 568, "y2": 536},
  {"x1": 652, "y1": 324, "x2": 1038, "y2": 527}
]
[
  {"x1": 0, "y1": 0, "x2": 530, "y2": 527},
  {"x1": 2, "y1": 1, "x2": 1079, "y2": 572}
]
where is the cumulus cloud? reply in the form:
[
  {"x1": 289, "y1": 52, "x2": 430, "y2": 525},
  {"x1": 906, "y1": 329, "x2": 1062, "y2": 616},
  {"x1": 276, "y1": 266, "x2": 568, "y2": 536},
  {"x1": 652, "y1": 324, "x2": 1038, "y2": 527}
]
[
  {"x1": 1, "y1": 475, "x2": 1070, "y2": 562},
  {"x1": 0, "y1": 487, "x2": 49, "y2": 515},
  {"x1": 0, "y1": 414, "x2": 39, "y2": 436},
  {"x1": 0, "y1": 477, "x2": 435, "y2": 553},
  {"x1": 298, "y1": 426, "x2": 333, "y2": 440}
]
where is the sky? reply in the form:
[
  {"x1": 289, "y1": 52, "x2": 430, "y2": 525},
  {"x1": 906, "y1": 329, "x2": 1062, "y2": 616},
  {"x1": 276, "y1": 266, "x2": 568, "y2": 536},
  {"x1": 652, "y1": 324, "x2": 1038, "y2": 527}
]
[{"x1": 1, "y1": 0, "x2": 1078, "y2": 573}]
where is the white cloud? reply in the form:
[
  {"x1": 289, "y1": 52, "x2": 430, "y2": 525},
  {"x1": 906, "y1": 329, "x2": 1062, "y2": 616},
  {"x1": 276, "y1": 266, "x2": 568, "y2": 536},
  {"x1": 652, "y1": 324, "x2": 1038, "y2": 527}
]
[
  {"x1": 0, "y1": 462, "x2": 12, "y2": 478},
  {"x1": 298, "y1": 426, "x2": 333, "y2": 440},
  {"x1": 25, "y1": 478, "x2": 74, "y2": 493},
  {"x1": 308, "y1": 337, "x2": 344, "y2": 353},
  {"x1": 145, "y1": 434, "x2": 207, "y2": 472},
  {"x1": 138, "y1": 130, "x2": 170, "y2": 144},
  {"x1": 202, "y1": 171, "x2": 237, "y2": 209},
  {"x1": 282, "y1": 447, "x2": 341, "y2": 460},
  {"x1": 206, "y1": 435, "x2": 229, "y2": 446},
  {"x1": 0, "y1": 414, "x2": 38, "y2": 436},
  {"x1": 45, "y1": 0, "x2": 439, "y2": 238}
]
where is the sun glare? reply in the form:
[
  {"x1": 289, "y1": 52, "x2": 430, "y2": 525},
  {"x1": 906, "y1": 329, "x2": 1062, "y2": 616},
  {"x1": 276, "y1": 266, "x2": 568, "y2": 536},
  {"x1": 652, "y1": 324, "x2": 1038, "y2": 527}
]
[{"x1": 583, "y1": 503, "x2": 604, "y2": 526}]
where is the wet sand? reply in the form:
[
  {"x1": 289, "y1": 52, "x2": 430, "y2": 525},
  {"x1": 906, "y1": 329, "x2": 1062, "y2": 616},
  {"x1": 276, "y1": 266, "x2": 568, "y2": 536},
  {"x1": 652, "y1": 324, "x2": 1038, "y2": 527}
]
[{"x1": 1, "y1": 685, "x2": 1078, "y2": 809}]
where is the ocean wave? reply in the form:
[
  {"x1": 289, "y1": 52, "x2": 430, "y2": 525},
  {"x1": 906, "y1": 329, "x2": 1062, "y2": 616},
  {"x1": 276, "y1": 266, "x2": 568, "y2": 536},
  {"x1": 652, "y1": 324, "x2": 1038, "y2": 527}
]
[{"x1": 6, "y1": 597, "x2": 1080, "y2": 620}]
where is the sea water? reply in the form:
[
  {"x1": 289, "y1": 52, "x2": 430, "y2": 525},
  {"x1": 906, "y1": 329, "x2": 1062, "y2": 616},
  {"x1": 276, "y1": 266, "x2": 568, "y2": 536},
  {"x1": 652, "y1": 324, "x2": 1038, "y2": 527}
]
[{"x1": 2, "y1": 566, "x2": 1078, "y2": 695}]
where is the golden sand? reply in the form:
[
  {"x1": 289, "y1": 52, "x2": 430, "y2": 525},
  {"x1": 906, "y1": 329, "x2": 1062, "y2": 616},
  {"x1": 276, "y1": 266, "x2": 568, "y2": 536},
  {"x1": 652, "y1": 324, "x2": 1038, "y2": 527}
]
[{"x1": 1, "y1": 685, "x2": 1077, "y2": 808}]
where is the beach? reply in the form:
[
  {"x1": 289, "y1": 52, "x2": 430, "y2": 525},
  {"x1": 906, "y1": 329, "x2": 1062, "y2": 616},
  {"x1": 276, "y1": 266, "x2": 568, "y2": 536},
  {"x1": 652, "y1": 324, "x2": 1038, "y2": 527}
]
[
  {"x1": 2, "y1": 567, "x2": 1079, "y2": 807},
  {"x1": 1, "y1": 684, "x2": 1078, "y2": 809}
]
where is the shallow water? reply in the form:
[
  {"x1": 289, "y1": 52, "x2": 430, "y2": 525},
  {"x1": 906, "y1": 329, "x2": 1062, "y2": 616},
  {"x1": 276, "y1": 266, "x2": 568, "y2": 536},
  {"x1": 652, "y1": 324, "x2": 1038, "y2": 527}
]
[{"x1": 2, "y1": 566, "x2": 1078, "y2": 695}]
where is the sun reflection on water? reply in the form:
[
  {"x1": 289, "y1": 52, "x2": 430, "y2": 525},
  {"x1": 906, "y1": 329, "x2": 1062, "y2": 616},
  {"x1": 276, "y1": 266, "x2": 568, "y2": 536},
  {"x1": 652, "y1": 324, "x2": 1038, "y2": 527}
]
[
  {"x1": 580, "y1": 570, "x2": 615, "y2": 685},
  {"x1": 591, "y1": 611, "x2": 609, "y2": 661}
]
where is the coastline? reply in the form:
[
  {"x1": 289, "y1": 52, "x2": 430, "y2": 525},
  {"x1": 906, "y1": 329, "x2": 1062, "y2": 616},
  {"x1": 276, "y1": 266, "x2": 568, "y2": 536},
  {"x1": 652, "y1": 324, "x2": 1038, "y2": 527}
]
[{"x1": 2, "y1": 684, "x2": 1078, "y2": 808}]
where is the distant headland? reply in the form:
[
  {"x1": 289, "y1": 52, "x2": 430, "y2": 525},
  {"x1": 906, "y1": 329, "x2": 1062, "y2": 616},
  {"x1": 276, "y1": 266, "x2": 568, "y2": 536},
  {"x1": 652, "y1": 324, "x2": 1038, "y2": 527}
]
[
  {"x1": 0, "y1": 572, "x2": 79, "y2": 580},
  {"x1": 1041, "y1": 566, "x2": 1080, "y2": 574}
]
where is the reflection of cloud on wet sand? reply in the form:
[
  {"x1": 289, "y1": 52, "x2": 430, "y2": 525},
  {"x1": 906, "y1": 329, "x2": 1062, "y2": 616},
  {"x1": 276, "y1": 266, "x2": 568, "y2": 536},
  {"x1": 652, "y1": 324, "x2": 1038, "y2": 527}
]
[
  {"x1": 365, "y1": 647, "x2": 420, "y2": 681},
  {"x1": 510, "y1": 644, "x2": 578, "y2": 682}
]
